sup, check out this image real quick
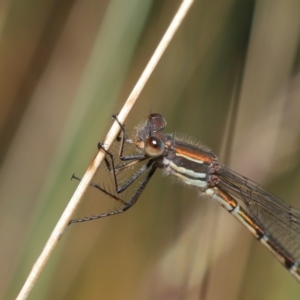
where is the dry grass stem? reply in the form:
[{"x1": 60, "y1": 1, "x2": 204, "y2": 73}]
[{"x1": 16, "y1": 1, "x2": 194, "y2": 299}]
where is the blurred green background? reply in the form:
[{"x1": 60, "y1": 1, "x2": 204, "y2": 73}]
[{"x1": 1, "y1": 0, "x2": 300, "y2": 299}]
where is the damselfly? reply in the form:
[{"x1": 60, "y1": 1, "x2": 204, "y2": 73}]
[{"x1": 70, "y1": 113, "x2": 300, "y2": 283}]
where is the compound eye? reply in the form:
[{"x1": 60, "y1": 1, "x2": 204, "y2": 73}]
[
  {"x1": 144, "y1": 136, "x2": 165, "y2": 157},
  {"x1": 148, "y1": 114, "x2": 167, "y2": 132}
]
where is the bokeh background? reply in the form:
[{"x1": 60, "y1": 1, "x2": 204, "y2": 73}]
[{"x1": 1, "y1": 0, "x2": 300, "y2": 299}]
